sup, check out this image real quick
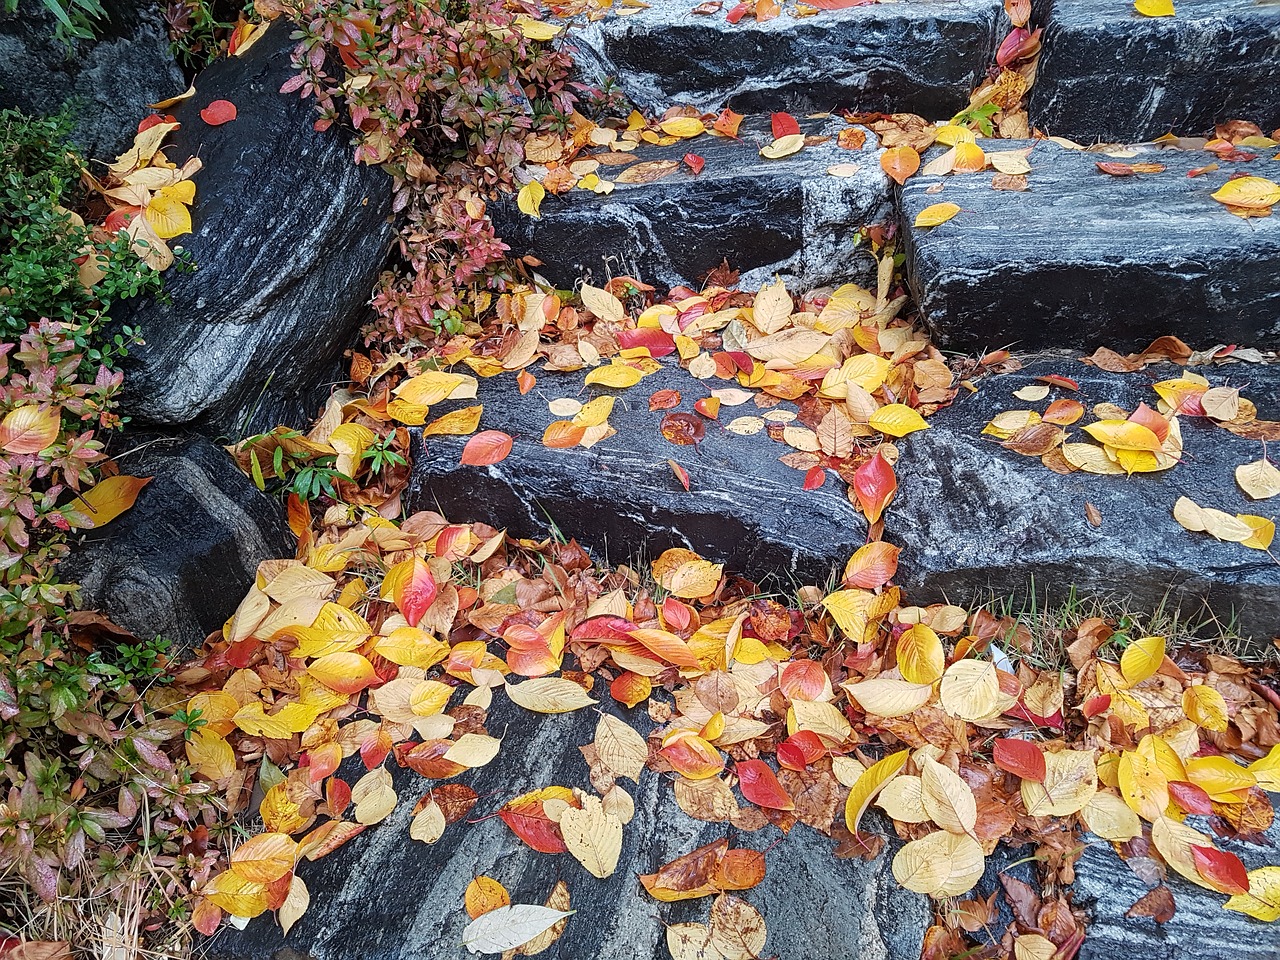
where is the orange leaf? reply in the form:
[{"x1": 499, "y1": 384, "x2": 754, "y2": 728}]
[
  {"x1": 660, "y1": 732, "x2": 724, "y2": 780},
  {"x1": 1042, "y1": 398, "x2": 1084, "y2": 425},
  {"x1": 0, "y1": 405, "x2": 59, "y2": 454},
  {"x1": 853, "y1": 452, "x2": 896, "y2": 524},
  {"x1": 843, "y1": 540, "x2": 900, "y2": 589},
  {"x1": 880, "y1": 147, "x2": 920, "y2": 185},
  {"x1": 460, "y1": 430, "x2": 513, "y2": 466},
  {"x1": 610, "y1": 671, "x2": 651, "y2": 708},
  {"x1": 543, "y1": 420, "x2": 586, "y2": 448},
  {"x1": 307, "y1": 652, "x2": 377, "y2": 694},
  {"x1": 385, "y1": 556, "x2": 438, "y2": 627},
  {"x1": 230, "y1": 833, "x2": 297, "y2": 883}
]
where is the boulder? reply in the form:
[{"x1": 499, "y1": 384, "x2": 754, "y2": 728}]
[
  {"x1": 0, "y1": 0, "x2": 183, "y2": 162},
  {"x1": 900, "y1": 139, "x2": 1280, "y2": 353},
  {"x1": 403, "y1": 354, "x2": 1279, "y2": 647},
  {"x1": 61, "y1": 434, "x2": 291, "y2": 656},
  {"x1": 892, "y1": 357, "x2": 1280, "y2": 648},
  {"x1": 1029, "y1": 0, "x2": 1280, "y2": 143},
  {"x1": 1073, "y1": 795, "x2": 1280, "y2": 960},
  {"x1": 494, "y1": 118, "x2": 891, "y2": 293},
  {"x1": 115, "y1": 22, "x2": 394, "y2": 436},
  {"x1": 208, "y1": 693, "x2": 932, "y2": 960},
  {"x1": 403, "y1": 361, "x2": 868, "y2": 583},
  {"x1": 568, "y1": 0, "x2": 1004, "y2": 118}
]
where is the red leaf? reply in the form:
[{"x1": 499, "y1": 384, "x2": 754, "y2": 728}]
[
  {"x1": 661, "y1": 597, "x2": 693, "y2": 632},
  {"x1": 1169, "y1": 780, "x2": 1214, "y2": 815},
  {"x1": 668, "y1": 459, "x2": 691, "y2": 491},
  {"x1": 104, "y1": 206, "x2": 141, "y2": 233},
  {"x1": 777, "y1": 731, "x2": 826, "y2": 771},
  {"x1": 725, "y1": 1, "x2": 747, "y2": 22},
  {"x1": 649, "y1": 389, "x2": 682, "y2": 411},
  {"x1": 618, "y1": 328, "x2": 676, "y2": 358},
  {"x1": 993, "y1": 738, "x2": 1046, "y2": 783},
  {"x1": 499, "y1": 795, "x2": 567, "y2": 853},
  {"x1": 996, "y1": 26, "x2": 1041, "y2": 68},
  {"x1": 360, "y1": 728, "x2": 392, "y2": 770},
  {"x1": 693, "y1": 397, "x2": 720, "y2": 420},
  {"x1": 326, "y1": 777, "x2": 351, "y2": 818},
  {"x1": 137, "y1": 113, "x2": 176, "y2": 132},
  {"x1": 396, "y1": 558, "x2": 438, "y2": 626},
  {"x1": 200, "y1": 99, "x2": 237, "y2": 126},
  {"x1": 683, "y1": 153, "x2": 705, "y2": 176},
  {"x1": 853, "y1": 452, "x2": 896, "y2": 524},
  {"x1": 803, "y1": 466, "x2": 827, "y2": 490},
  {"x1": 726, "y1": 351, "x2": 754, "y2": 374},
  {"x1": 1191, "y1": 845, "x2": 1250, "y2": 895},
  {"x1": 1082, "y1": 694, "x2": 1111, "y2": 718},
  {"x1": 736, "y1": 759, "x2": 795, "y2": 811},
  {"x1": 460, "y1": 430, "x2": 513, "y2": 466},
  {"x1": 771, "y1": 112, "x2": 801, "y2": 139}
]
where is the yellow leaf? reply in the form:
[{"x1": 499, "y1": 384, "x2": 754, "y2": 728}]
[
  {"x1": 939, "y1": 659, "x2": 1000, "y2": 722},
  {"x1": 896, "y1": 624, "x2": 945, "y2": 684},
  {"x1": 868, "y1": 403, "x2": 929, "y2": 438},
  {"x1": 579, "y1": 283, "x2": 625, "y2": 323},
  {"x1": 374, "y1": 627, "x2": 449, "y2": 669},
  {"x1": 465, "y1": 876, "x2": 511, "y2": 919},
  {"x1": 1120, "y1": 634, "x2": 1165, "y2": 685},
  {"x1": 1080, "y1": 790, "x2": 1142, "y2": 841},
  {"x1": 1211, "y1": 176, "x2": 1280, "y2": 210},
  {"x1": 788, "y1": 699, "x2": 852, "y2": 745},
  {"x1": 1224, "y1": 866, "x2": 1280, "y2": 921},
  {"x1": 394, "y1": 369, "x2": 475, "y2": 406},
  {"x1": 1239, "y1": 514, "x2": 1275, "y2": 550},
  {"x1": 514, "y1": 14, "x2": 561, "y2": 40},
  {"x1": 760, "y1": 133, "x2": 805, "y2": 159},
  {"x1": 232, "y1": 701, "x2": 321, "y2": 739},
  {"x1": 422, "y1": 405, "x2": 482, "y2": 437},
  {"x1": 1185, "y1": 755, "x2": 1256, "y2": 800},
  {"x1": 584, "y1": 361, "x2": 645, "y2": 389},
  {"x1": 845, "y1": 749, "x2": 908, "y2": 835},
  {"x1": 952, "y1": 141, "x2": 987, "y2": 172},
  {"x1": 1150, "y1": 816, "x2": 1216, "y2": 890},
  {"x1": 1021, "y1": 748, "x2": 1097, "y2": 817},
  {"x1": 664, "y1": 558, "x2": 723, "y2": 600},
  {"x1": 443, "y1": 733, "x2": 503, "y2": 768},
  {"x1": 63, "y1": 475, "x2": 151, "y2": 529},
  {"x1": 1134, "y1": 0, "x2": 1174, "y2": 15},
  {"x1": 1014, "y1": 935, "x2": 1059, "y2": 960},
  {"x1": 1061, "y1": 441, "x2": 1126, "y2": 474},
  {"x1": 843, "y1": 677, "x2": 933, "y2": 718},
  {"x1": 891, "y1": 830, "x2": 984, "y2": 897},
  {"x1": 518, "y1": 180, "x2": 546, "y2": 217},
  {"x1": 230, "y1": 832, "x2": 298, "y2": 883},
  {"x1": 560, "y1": 795, "x2": 623, "y2": 879},
  {"x1": 278, "y1": 875, "x2": 309, "y2": 937},
  {"x1": 186, "y1": 727, "x2": 236, "y2": 780},
  {"x1": 1182, "y1": 684, "x2": 1229, "y2": 732},
  {"x1": 1117, "y1": 747, "x2": 1169, "y2": 822},
  {"x1": 573, "y1": 395, "x2": 615, "y2": 428},
  {"x1": 919, "y1": 756, "x2": 977, "y2": 835},
  {"x1": 822, "y1": 589, "x2": 872, "y2": 640},
  {"x1": 505, "y1": 677, "x2": 597, "y2": 713},
  {"x1": 1249, "y1": 744, "x2": 1280, "y2": 792},
  {"x1": 145, "y1": 191, "x2": 192, "y2": 239},
  {"x1": 877, "y1": 775, "x2": 930, "y2": 823},
  {"x1": 307, "y1": 651, "x2": 376, "y2": 694},
  {"x1": 914, "y1": 202, "x2": 961, "y2": 228},
  {"x1": 660, "y1": 117, "x2": 706, "y2": 139},
  {"x1": 1082, "y1": 419, "x2": 1162, "y2": 453},
  {"x1": 203, "y1": 870, "x2": 269, "y2": 918}
]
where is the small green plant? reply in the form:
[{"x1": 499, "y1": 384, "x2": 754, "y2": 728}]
[
  {"x1": 243, "y1": 428, "x2": 349, "y2": 502},
  {"x1": 164, "y1": 0, "x2": 257, "y2": 71},
  {"x1": 951, "y1": 102, "x2": 1000, "y2": 137},
  {"x1": 363, "y1": 432, "x2": 407, "y2": 476},
  {"x1": 3, "y1": 0, "x2": 107, "y2": 45}
]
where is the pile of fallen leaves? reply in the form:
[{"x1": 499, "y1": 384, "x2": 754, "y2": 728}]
[{"x1": 173, "y1": 498, "x2": 1280, "y2": 953}]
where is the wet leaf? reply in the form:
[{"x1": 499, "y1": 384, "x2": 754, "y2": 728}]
[
  {"x1": 914, "y1": 202, "x2": 961, "y2": 228},
  {"x1": 881, "y1": 146, "x2": 920, "y2": 185},
  {"x1": 461, "y1": 904, "x2": 575, "y2": 955},
  {"x1": 461, "y1": 430, "x2": 513, "y2": 466},
  {"x1": 200, "y1": 99, "x2": 237, "y2": 125}
]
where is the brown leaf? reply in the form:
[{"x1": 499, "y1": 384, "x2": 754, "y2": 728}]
[
  {"x1": 1126, "y1": 884, "x2": 1176, "y2": 923},
  {"x1": 1085, "y1": 502, "x2": 1102, "y2": 527},
  {"x1": 615, "y1": 160, "x2": 681, "y2": 184}
]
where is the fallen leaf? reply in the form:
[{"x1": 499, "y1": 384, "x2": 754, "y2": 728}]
[
  {"x1": 461, "y1": 904, "x2": 575, "y2": 955},
  {"x1": 200, "y1": 99, "x2": 237, "y2": 125}
]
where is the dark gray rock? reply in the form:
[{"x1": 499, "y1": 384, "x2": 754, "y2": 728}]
[
  {"x1": 0, "y1": 0, "x2": 183, "y2": 162},
  {"x1": 900, "y1": 139, "x2": 1280, "y2": 353},
  {"x1": 403, "y1": 362, "x2": 868, "y2": 583},
  {"x1": 495, "y1": 118, "x2": 891, "y2": 292},
  {"x1": 115, "y1": 22, "x2": 394, "y2": 437},
  {"x1": 405, "y1": 355, "x2": 1279, "y2": 646},
  {"x1": 62, "y1": 434, "x2": 291, "y2": 656},
  {"x1": 569, "y1": 0, "x2": 1004, "y2": 118},
  {"x1": 893, "y1": 357, "x2": 1280, "y2": 647},
  {"x1": 1030, "y1": 0, "x2": 1280, "y2": 143},
  {"x1": 209, "y1": 693, "x2": 931, "y2": 960},
  {"x1": 1074, "y1": 795, "x2": 1280, "y2": 959}
]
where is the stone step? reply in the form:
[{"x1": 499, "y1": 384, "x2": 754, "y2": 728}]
[
  {"x1": 207, "y1": 693, "x2": 930, "y2": 959},
  {"x1": 494, "y1": 117, "x2": 891, "y2": 292},
  {"x1": 1030, "y1": 0, "x2": 1280, "y2": 143},
  {"x1": 567, "y1": 0, "x2": 1004, "y2": 119},
  {"x1": 403, "y1": 355, "x2": 1279, "y2": 645},
  {"x1": 899, "y1": 139, "x2": 1280, "y2": 353}
]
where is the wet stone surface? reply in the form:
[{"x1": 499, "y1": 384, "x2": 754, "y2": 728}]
[
  {"x1": 208, "y1": 694, "x2": 932, "y2": 960},
  {"x1": 62, "y1": 434, "x2": 290, "y2": 657},
  {"x1": 1030, "y1": 0, "x2": 1280, "y2": 143},
  {"x1": 493, "y1": 117, "x2": 891, "y2": 294},
  {"x1": 115, "y1": 22, "x2": 393, "y2": 436},
  {"x1": 900, "y1": 139, "x2": 1280, "y2": 354},
  {"x1": 892, "y1": 357, "x2": 1280, "y2": 647},
  {"x1": 568, "y1": 0, "x2": 1003, "y2": 118}
]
